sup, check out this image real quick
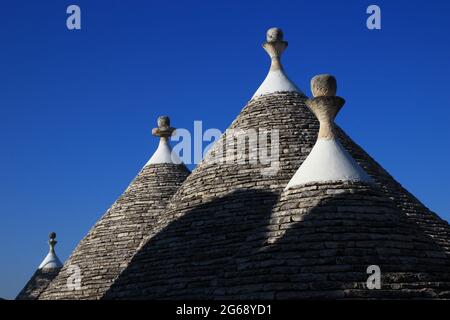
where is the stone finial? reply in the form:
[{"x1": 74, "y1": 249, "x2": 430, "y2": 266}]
[
  {"x1": 48, "y1": 232, "x2": 57, "y2": 253},
  {"x1": 38, "y1": 231, "x2": 63, "y2": 269},
  {"x1": 311, "y1": 74, "x2": 337, "y2": 97},
  {"x1": 286, "y1": 74, "x2": 372, "y2": 188},
  {"x1": 146, "y1": 115, "x2": 182, "y2": 165},
  {"x1": 306, "y1": 74, "x2": 345, "y2": 139},
  {"x1": 152, "y1": 115, "x2": 175, "y2": 139},
  {"x1": 262, "y1": 27, "x2": 288, "y2": 71},
  {"x1": 266, "y1": 27, "x2": 284, "y2": 42}
]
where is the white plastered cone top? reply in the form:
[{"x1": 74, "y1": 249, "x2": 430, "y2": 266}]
[
  {"x1": 286, "y1": 74, "x2": 372, "y2": 189},
  {"x1": 38, "y1": 232, "x2": 63, "y2": 270},
  {"x1": 252, "y1": 28, "x2": 301, "y2": 98},
  {"x1": 145, "y1": 116, "x2": 182, "y2": 166}
]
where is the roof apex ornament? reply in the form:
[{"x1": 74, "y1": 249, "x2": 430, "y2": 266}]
[
  {"x1": 306, "y1": 74, "x2": 345, "y2": 140},
  {"x1": 285, "y1": 74, "x2": 372, "y2": 188},
  {"x1": 38, "y1": 232, "x2": 63, "y2": 270},
  {"x1": 146, "y1": 115, "x2": 182, "y2": 165},
  {"x1": 252, "y1": 27, "x2": 301, "y2": 98},
  {"x1": 263, "y1": 27, "x2": 288, "y2": 71},
  {"x1": 48, "y1": 232, "x2": 57, "y2": 253},
  {"x1": 152, "y1": 115, "x2": 175, "y2": 139}
]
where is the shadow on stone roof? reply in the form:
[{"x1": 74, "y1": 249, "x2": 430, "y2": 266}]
[
  {"x1": 239, "y1": 182, "x2": 450, "y2": 299},
  {"x1": 103, "y1": 188, "x2": 279, "y2": 299},
  {"x1": 104, "y1": 182, "x2": 450, "y2": 299}
]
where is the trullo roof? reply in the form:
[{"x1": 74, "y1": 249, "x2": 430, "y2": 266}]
[
  {"x1": 37, "y1": 116, "x2": 190, "y2": 299},
  {"x1": 36, "y1": 28, "x2": 450, "y2": 300}
]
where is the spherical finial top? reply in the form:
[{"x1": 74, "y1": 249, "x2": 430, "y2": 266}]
[
  {"x1": 48, "y1": 232, "x2": 57, "y2": 251},
  {"x1": 152, "y1": 115, "x2": 175, "y2": 138},
  {"x1": 157, "y1": 116, "x2": 170, "y2": 129},
  {"x1": 311, "y1": 74, "x2": 337, "y2": 98},
  {"x1": 266, "y1": 27, "x2": 284, "y2": 43}
]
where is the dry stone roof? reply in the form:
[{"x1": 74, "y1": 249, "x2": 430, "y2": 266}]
[
  {"x1": 254, "y1": 181, "x2": 450, "y2": 299},
  {"x1": 254, "y1": 76, "x2": 450, "y2": 299},
  {"x1": 34, "y1": 28, "x2": 450, "y2": 300},
  {"x1": 16, "y1": 268, "x2": 61, "y2": 300},
  {"x1": 101, "y1": 93, "x2": 450, "y2": 299},
  {"x1": 37, "y1": 118, "x2": 190, "y2": 300},
  {"x1": 101, "y1": 30, "x2": 450, "y2": 299}
]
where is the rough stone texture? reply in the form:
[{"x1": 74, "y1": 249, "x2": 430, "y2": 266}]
[
  {"x1": 101, "y1": 92, "x2": 450, "y2": 299},
  {"x1": 266, "y1": 27, "x2": 284, "y2": 42},
  {"x1": 236, "y1": 181, "x2": 450, "y2": 299},
  {"x1": 337, "y1": 128, "x2": 450, "y2": 255},
  {"x1": 35, "y1": 91, "x2": 450, "y2": 300},
  {"x1": 38, "y1": 163, "x2": 190, "y2": 300},
  {"x1": 16, "y1": 268, "x2": 61, "y2": 300},
  {"x1": 306, "y1": 96, "x2": 344, "y2": 139},
  {"x1": 311, "y1": 74, "x2": 337, "y2": 97}
]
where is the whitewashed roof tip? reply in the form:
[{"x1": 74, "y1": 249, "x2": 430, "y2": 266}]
[
  {"x1": 286, "y1": 74, "x2": 372, "y2": 189},
  {"x1": 38, "y1": 232, "x2": 63, "y2": 270},
  {"x1": 145, "y1": 116, "x2": 182, "y2": 165},
  {"x1": 252, "y1": 27, "x2": 301, "y2": 98}
]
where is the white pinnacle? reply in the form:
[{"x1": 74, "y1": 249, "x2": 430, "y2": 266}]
[
  {"x1": 252, "y1": 27, "x2": 301, "y2": 98},
  {"x1": 286, "y1": 74, "x2": 372, "y2": 189},
  {"x1": 145, "y1": 116, "x2": 182, "y2": 166},
  {"x1": 38, "y1": 232, "x2": 63, "y2": 270}
]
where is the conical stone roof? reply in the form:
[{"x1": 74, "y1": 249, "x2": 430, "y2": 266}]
[
  {"x1": 37, "y1": 116, "x2": 190, "y2": 300},
  {"x1": 16, "y1": 233, "x2": 63, "y2": 300},
  {"x1": 243, "y1": 75, "x2": 450, "y2": 299},
  {"x1": 102, "y1": 29, "x2": 450, "y2": 299}
]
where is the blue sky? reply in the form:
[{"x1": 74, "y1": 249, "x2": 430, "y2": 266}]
[{"x1": 1, "y1": 0, "x2": 449, "y2": 299}]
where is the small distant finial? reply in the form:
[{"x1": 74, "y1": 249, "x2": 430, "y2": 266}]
[
  {"x1": 37, "y1": 231, "x2": 63, "y2": 269},
  {"x1": 306, "y1": 74, "x2": 345, "y2": 139},
  {"x1": 263, "y1": 27, "x2": 288, "y2": 71},
  {"x1": 152, "y1": 116, "x2": 175, "y2": 139},
  {"x1": 48, "y1": 232, "x2": 57, "y2": 253}
]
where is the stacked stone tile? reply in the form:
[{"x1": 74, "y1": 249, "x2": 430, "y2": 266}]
[
  {"x1": 255, "y1": 181, "x2": 450, "y2": 299},
  {"x1": 37, "y1": 117, "x2": 190, "y2": 299},
  {"x1": 101, "y1": 29, "x2": 450, "y2": 299},
  {"x1": 16, "y1": 269, "x2": 61, "y2": 300}
]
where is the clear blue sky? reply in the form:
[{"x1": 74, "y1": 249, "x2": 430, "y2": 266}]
[{"x1": 1, "y1": 0, "x2": 449, "y2": 299}]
